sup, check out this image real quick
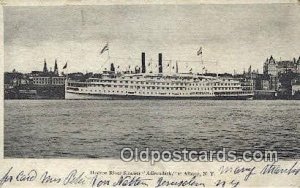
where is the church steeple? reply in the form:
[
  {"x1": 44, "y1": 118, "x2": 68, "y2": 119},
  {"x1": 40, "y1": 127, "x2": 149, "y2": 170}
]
[
  {"x1": 54, "y1": 59, "x2": 58, "y2": 75},
  {"x1": 43, "y1": 59, "x2": 48, "y2": 73}
]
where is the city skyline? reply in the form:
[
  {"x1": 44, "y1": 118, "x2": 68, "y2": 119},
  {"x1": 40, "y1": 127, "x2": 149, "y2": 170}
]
[{"x1": 4, "y1": 4, "x2": 300, "y2": 74}]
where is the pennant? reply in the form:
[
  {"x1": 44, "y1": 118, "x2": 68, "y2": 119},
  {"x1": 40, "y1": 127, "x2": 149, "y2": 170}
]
[
  {"x1": 197, "y1": 47, "x2": 202, "y2": 56},
  {"x1": 100, "y1": 43, "x2": 109, "y2": 54},
  {"x1": 63, "y1": 62, "x2": 67, "y2": 69}
]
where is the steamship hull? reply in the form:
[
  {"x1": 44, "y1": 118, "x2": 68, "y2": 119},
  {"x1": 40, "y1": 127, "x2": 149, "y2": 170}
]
[{"x1": 65, "y1": 91, "x2": 253, "y2": 100}]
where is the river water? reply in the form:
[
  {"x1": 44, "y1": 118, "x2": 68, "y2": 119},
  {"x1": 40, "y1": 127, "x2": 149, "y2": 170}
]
[{"x1": 4, "y1": 100, "x2": 300, "y2": 159}]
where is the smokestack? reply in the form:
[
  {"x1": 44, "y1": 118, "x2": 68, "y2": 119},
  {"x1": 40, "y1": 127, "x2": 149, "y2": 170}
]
[
  {"x1": 158, "y1": 53, "x2": 162, "y2": 73},
  {"x1": 141, "y1": 52, "x2": 146, "y2": 73}
]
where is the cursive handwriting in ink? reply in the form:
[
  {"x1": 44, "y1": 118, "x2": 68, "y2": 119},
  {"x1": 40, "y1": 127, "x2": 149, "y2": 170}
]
[
  {"x1": 113, "y1": 176, "x2": 150, "y2": 187},
  {"x1": 156, "y1": 176, "x2": 205, "y2": 187},
  {"x1": 63, "y1": 169, "x2": 86, "y2": 185},
  {"x1": 0, "y1": 167, "x2": 13, "y2": 186},
  {"x1": 91, "y1": 174, "x2": 110, "y2": 187},
  {"x1": 219, "y1": 165, "x2": 256, "y2": 181},
  {"x1": 260, "y1": 162, "x2": 300, "y2": 175},
  {"x1": 16, "y1": 169, "x2": 37, "y2": 182},
  {"x1": 40, "y1": 171, "x2": 62, "y2": 184},
  {"x1": 215, "y1": 179, "x2": 240, "y2": 188}
]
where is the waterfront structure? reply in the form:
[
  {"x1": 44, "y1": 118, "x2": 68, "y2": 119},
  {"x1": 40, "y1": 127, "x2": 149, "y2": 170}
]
[
  {"x1": 292, "y1": 78, "x2": 300, "y2": 97},
  {"x1": 66, "y1": 53, "x2": 254, "y2": 100},
  {"x1": 29, "y1": 59, "x2": 65, "y2": 86},
  {"x1": 263, "y1": 56, "x2": 300, "y2": 76},
  {"x1": 261, "y1": 56, "x2": 300, "y2": 96},
  {"x1": 4, "y1": 59, "x2": 66, "y2": 99},
  {"x1": 32, "y1": 76, "x2": 65, "y2": 86}
]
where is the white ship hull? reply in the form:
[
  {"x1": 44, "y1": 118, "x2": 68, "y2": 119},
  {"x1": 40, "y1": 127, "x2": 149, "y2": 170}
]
[
  {"x1": 65, "y1": 91, "x2": 112, "y2": 100},
  {"x1": 65, "y1": 91, "x2": 253, "y2": 100}
]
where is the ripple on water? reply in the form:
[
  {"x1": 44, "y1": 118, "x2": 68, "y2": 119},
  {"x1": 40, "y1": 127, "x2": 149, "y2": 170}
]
[{"x1": 4, "y1": 100, "x2": 300, "y2": 159}]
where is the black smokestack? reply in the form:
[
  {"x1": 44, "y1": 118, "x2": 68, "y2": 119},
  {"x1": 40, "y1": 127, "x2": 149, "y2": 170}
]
[
  {"x1": 110, "y1": 63, "x2": 115, "y2": 72},
  {"x1": 158, "y1": 53, "x2": 162, "y2": 73},
  {"x1": 141, "y1": 52, "x2": 146, "y2": 73}
]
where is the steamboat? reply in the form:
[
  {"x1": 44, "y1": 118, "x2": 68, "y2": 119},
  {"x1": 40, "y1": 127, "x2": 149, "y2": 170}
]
[{"x1": 65, "y1": 53, "x2": 254, "y2": 100}]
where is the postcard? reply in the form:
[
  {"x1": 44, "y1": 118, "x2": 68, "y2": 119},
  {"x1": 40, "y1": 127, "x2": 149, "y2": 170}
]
[{"x1": 1, "y1": 0, "x2": 299, "y2": 187}]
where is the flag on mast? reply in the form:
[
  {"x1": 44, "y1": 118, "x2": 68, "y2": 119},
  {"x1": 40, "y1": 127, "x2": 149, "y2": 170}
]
[
  {"x1": 63, "y1": 62, "x2": 68, "y2": 69},
  {"x1": 197, "y1": 47, "x2": 202, "y2": 56},
  {"x1": 100, "y1": 43, "x2": 109, "y2": 54}
]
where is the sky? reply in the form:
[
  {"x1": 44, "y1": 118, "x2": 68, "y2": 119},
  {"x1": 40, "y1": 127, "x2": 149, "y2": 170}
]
[{"x1": 4, "y1": 4, "x2": 300, "y2": 74}]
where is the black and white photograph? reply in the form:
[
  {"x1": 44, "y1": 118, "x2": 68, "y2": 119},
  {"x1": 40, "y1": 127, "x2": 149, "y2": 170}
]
[{"x1": 3, "y1": 2, "x2": 300, "y2": 165}]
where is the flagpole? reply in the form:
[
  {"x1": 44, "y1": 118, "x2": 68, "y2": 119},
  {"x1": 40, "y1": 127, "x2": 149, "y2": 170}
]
[
  {"x1": 216, "y1": 61, "x2": 218, "y2": 79},
  {"x1": 107, "y1": 42, "x2": 110, "y2": 59},
  {"x1": 64, "y1": 62, "x2": 68, "y2": 100}
]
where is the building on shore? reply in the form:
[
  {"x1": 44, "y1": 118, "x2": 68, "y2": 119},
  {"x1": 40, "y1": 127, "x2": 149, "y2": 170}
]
[
  {"x1": 292, "y1": 77, "x2": 300, "y2": 99},
  {"x1": 4, "y1": 59, "x2": 66, "y2": 99},
  {"x1": 263, "y1": 56, "x2": 300, "y2": 76},
  {"x1": 240, "y1": 56, "x2": 300, "y2": 99}
]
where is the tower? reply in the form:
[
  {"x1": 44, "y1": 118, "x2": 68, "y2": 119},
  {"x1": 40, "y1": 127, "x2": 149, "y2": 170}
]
[
  {"x1": 268, "y1": 55, "x2": 277, "y2": 76},
  {"x1": 43, "y1": 59, "x2": 48, "y2": 73},
  {"x1": 54, "y1": 59, "x2": 58, "y2": 75},
  {"x1": 263, "y1": 58, "x2": 269, "y2": 75}
]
